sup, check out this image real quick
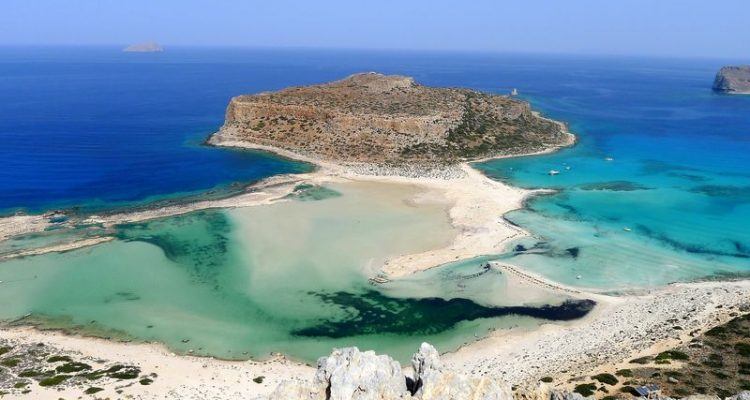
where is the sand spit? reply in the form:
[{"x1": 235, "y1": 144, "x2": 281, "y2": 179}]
[{"x1": 446, "y1": 280, "x2": 750, "y2": 391}]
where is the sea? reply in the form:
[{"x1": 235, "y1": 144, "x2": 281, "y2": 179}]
[{"x1": 0, "y1": 47, "x2": 747, "y2": 361}]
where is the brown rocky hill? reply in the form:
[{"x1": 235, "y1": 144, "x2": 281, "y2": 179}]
[{"x1": 212, "y1": 72, "x2": 571, "y2": 164}]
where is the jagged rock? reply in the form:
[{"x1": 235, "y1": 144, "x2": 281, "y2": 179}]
[
  {"x1": 314, "y1": 347, "x2": 407, "y2": 400},
  {"x1": 411, "y1": 343, "x2": 511, "y2": 400},
  {"x1": 549, "y1": 391, "x2": 591, "y2": 400},
  {"x1": 681, "y1": 395, "x2": 720, "y2": 400},
  {"x1": 264, "y1": 343, "x2": 512, "y2": 400},
  {"x1": 726, "y1": 392, "x2": 750, "y2": 400},
  {"x1": 713, "y1": 66, "x2": 750, "y2": 94}
]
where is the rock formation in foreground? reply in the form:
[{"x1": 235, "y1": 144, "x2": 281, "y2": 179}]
[
  {"x1": 212, "y1": 73, "x2": 571, "y2": 165},
  {"x1": 122, "y1": 42, "x2": 164, "y2": 53},
  {"x1": 265, "y1": 343, "x2": 512, "y2": 400},
  {"x1": 713, "y1": 66, "x2": 750, "y2": 94}
]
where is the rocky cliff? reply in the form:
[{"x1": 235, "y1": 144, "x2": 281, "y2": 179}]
[
  {"x1": 212, "y1": 73, "x2": 571, "y2": 164},
  {"x1": 713, "y1": 66, "x2": 750, "y2": 94}
]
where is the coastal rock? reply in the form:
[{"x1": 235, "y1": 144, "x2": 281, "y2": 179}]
[
  {"x1": 713, "y1": 66, "x2": 750, "y2": 94},
  {"x1": 727, "y1": 392, "x2": 750, "y2": 400},
  {"x1": 411, "y1": 343, "x2": 511, "y2": 400},
  {"x1": 681, "y1": 395, "x2": 720, "y2": 400},
  {"x1": 314, "y1": 347, "x2": 407, "y2": 400},
  {"x1": 549, "y1": 392, "x2": 591, "y2": 400},
  {"x1": 212, "y1": 72, "x2": 571, "y2": 165},
  {"x1": 265, "y1": 343, "x2": 512, "y2": 400},
  {"x1": 123, "y1": 42, "x2": 164, "y2": 52}
]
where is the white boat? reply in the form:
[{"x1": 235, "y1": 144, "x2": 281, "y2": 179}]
[
  {"x1": 605, "y1": 157, "x2": 614, "y2": 161},
  {"x1": 548, "y1": 169, "x2": 560, "y2": 175},
  {"x1": 510, "y1": 88, "x2": 518, "y2": 96},
  {"x1": 623, "y1": 227, "x2": 632, "y2": 232}
]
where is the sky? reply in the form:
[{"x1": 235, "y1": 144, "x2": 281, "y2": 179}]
[{"x1": 1, "y1": 0, "x2": 748, "y2": 58}]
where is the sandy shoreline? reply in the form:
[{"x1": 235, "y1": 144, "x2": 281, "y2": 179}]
[{"x1": 2, "y1": 132, "x2": 749, "y2": 398}]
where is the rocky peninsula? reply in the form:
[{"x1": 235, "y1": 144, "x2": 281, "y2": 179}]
[
  {"x1": 713, "y1": 66, "x2": 750, "y2": 94},
  {"x1": 211, "y1": 72, "x2": 573, "y2": 166}
]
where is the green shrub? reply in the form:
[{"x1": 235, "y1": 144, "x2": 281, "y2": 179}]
[
  {"x1": 56, "y1": 362, "x2": 91, "y2": 373},
  {"x1": 1, "y1": 358, "x2": 20, "y2": 367},
  {"x1": 139, "y1": 378, "x2": 153, "y2": 385},
  {"x1": 592, "y1": 373, "x2": 619, "y2": 385},
  {"x1": 630, "y1": 356, "x2": 652, "y2": 364},
  {"x1": 615, "y1": 369, "x2": 633, "y2": 377},
  {"x1": 39, "y1": 375, "x2": 68, "y2": 387},
  {"x1": 540, "y1": 376, "x2": 554, "y2": 383},
  {"x1": 0, "y1": 346, "x2": 12, "y2": 356},
  {"x1": 736, "y1": 342, "x2": 750, "y2": 357},
  {"x1": 655, "y1": 350, "x2": 689, "y2": 361},
  {"x1": 253, "y1": 376, "x2": 265, "y2": 384},
  {"x1": 46, "y1": 355, "x2": 71, "y2": 363},
  {"x1": 84, "y1": 387, "x2": 103, "y2": 395},
  {"x1": 574, "y1": 383, "x2": 597, "y2": 397}
]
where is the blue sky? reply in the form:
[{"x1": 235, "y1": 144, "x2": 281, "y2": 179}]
[{"x1": 1, "y1": 0, "x2": 748, "y2": 58}]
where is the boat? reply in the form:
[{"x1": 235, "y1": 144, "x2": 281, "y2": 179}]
[
  {"x1": 510, "y1": 88, "x2": 518, "y2": 96},
  {"x1": 548, "y1": 170, "x2": 560, "y2": 176},
  {"x1": 623, "y1": 227, "x2": 632, "y2": 232},
  {"x1": 605, "y1": 157, "x2": 614, "y2": 161}
]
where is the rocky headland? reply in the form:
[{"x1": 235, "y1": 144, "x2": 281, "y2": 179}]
[
  {"x1": 713, "y1": 66, "x2": 750, "y2": 94},
  {"x1": 210, "y1": 72, "x2": 573, "y2": 166}
]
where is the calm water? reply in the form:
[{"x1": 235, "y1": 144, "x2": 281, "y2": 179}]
[
  {"x1": 0, "y1": 182, "x2": 583, "y2": 362},
  {"x1": 0, "y1": 47, "x2": 748, "y2": 358}
]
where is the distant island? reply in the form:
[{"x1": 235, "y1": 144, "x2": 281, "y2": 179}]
[
  {"x1": 713, "y1": 66, "x2": 750, "y2": 94},
  {"x1": 210, "y1": 72, "x2": 573, "y2": 165},
  {"x1": 122, "y1": 42, "x2": 164, "y2": 53}
]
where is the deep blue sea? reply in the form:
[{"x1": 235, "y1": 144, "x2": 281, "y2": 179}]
[{"x1": 1, "y1": 47, "x2": 748, "y2": 288}]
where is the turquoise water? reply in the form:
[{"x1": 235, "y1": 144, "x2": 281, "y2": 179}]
[
  {"x1": 1, "y1": 48, "x2": 747, "y2": 359},
  {"x1": 475, "y1": 62, "x2": 750, "y2": 289},
  {"x1": 0, "y1": 183, "x2": 585, "y2": 362}
]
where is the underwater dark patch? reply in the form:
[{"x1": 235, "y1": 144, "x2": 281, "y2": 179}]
[
  {"x1": 287, "y1": 184, "x2": 342, "y2": 201},
  {"x1": 635, "y1": 224, "x2": 749, "y2": 259},
  {"x1": 114, "y1": 211, "x2": 233, "y2": 282},
  {"x1": 565, "y1": 247, "x2": 580, "y2": 258},
  {"x1": 689, "y1": 185, "x2": 750, "y2": 202},
  {"x1": 292, "y1": 290, "x2": 595, "y2": 338},
  {"x1": 578, "y1": 181, "x2": 652, "y2": 191},
  {"x1": 666, "y1": 172, "x2": 708, "y2": 182}
]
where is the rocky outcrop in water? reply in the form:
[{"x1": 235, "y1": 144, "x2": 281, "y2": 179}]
[
  {"x1": 212, "y1": 73, "x2": 571, "y2": 165},
  {"x1": 265, "y1": 343, "x2": 512, "y2": 400},
  {"x1": 713, "y1": 66, "x2": 750, "y2": 94},
  {"x1": 123, "y1": 42, "x2": 164, "y2": 53}
]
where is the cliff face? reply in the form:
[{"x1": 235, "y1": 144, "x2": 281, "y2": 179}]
[
  {"x1": 713, "y1": 66, "x2": 750, "y2": 94},
  {"x1": 213, "y1": 73, "x2": 570, "y2": 164}
]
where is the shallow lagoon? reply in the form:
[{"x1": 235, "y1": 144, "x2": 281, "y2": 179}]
[{"x1": 0, "y1": 182, "x2": 584, "y2": 362}]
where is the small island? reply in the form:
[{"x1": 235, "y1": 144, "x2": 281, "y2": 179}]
[
  {"x1": 122, "y1": 42, "x2": 164, "y2": 53},
  {"x1": 211, "y1": 72, "x2": 573, "y2": 165},
  {"x1": 713, "y1": 65, "x2": 750, "y2": 94}
]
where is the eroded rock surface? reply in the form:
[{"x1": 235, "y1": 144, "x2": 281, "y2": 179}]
[
  {"x1": 264, "y1": 343, "x2": 511, "y2": 400},
  {"x1": 713, "y1": 66, "x2": 750, "y2": 94}
]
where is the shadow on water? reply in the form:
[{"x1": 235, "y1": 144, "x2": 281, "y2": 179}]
[{"x1": 293, "y1": 290, "x2": 595, "y2": 338}]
